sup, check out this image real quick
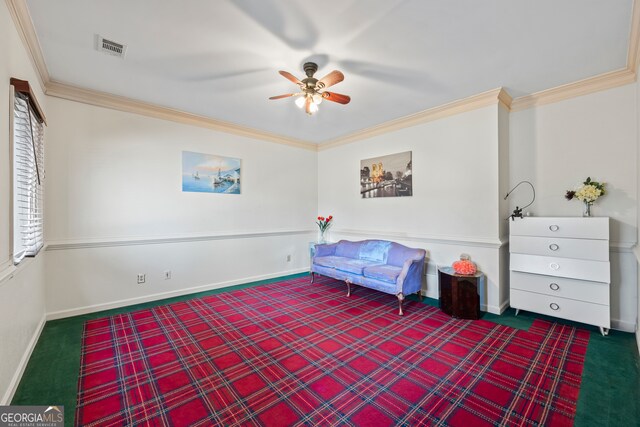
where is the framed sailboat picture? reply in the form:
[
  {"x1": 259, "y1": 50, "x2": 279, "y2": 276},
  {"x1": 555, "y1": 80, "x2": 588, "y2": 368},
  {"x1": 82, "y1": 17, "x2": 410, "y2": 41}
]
[{"x1": 182, "y1": 151, "x2": 241, "y2": 194}]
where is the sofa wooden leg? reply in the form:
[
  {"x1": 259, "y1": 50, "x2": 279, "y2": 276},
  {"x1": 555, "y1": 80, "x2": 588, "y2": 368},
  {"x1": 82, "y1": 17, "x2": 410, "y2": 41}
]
[
  {"x1": 417, "y1": 291, "x2": 423, "y2": 302},
  {"x1": 310, "y1": 272, "x2": 315, "y2": 284},
  {"x1": 345, "y1": 280, "x2": 352, "y2": 297},
  {"x1": 397, "y1": 293, "x2": 405, "y2": 316}
]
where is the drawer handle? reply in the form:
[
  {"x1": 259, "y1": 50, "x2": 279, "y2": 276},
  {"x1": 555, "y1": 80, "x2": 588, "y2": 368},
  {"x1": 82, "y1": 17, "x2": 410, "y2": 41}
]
[
  {"x1": 549, "y1": 244, "x2": 559, "y2": 251},
  {"x1": 550, "y1": 303, "x2": 560, "y2": 311},
  {"x1": 549, "y1": 262, "x2": 560, "y2": 270},
  {"x1": 549, "y1": 225, "x2": 559, "y2": 232},
  {"x1": 549, "y1": 283, "x2": 560, "y2": 291}
]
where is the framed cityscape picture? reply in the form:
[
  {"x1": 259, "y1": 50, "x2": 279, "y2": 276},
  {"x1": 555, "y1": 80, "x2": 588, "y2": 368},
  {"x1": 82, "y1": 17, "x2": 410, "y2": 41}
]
[
  {"x1": 360, "y1": 151, "x2": 412, "y2": 198},
  {"x1": 182, "y1": 151, "x2": 241, "y2": 194}
]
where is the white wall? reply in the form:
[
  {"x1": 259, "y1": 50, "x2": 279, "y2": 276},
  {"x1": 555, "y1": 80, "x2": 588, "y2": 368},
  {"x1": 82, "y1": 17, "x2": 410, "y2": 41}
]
[
  {"x1": 44, "y1": 97, "x2": 318, "y2": 316},
  {"x1": 0, "y1": 1, "x2": 47, "y2": 404},
  {"x1": 0, "y1": 257, "x2": 46, "y2": 404},
  {"x1": 636, "y1": 75, "x2": 640, "y2": 353},
  {"x1": 510, "y1": 84, "x2": 638, "y2": 332},
  {"x1": 319, "y1": 106, "x2": 501, "y2": 241},
  {"x1": 318, "y1": 84, "x2": 639, "y2": 331},
  {"x1": 318, "y1": 105, "x2": 509, "y2": 313}
]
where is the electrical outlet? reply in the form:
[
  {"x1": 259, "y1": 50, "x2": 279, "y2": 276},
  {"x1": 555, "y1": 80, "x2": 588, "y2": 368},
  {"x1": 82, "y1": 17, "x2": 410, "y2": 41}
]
[
  {"x1": 164, "y1": 270, "x2": 172, "y2": 280},
  {"x1": 286, "y1": 254, "x2": 291, "y2": 262},
  {"x1": 137, "y1": 274, "x2": 146, "y2": 284}
]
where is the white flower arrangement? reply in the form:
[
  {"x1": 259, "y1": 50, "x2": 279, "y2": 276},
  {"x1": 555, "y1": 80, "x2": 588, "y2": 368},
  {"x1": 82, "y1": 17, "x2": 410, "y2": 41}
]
[
  {"x1": 565, "y1": 177, "x2": 606, "y2": 204},
  {"x1": 574, "y1": 185, "x2": 602, "y2": 203}
]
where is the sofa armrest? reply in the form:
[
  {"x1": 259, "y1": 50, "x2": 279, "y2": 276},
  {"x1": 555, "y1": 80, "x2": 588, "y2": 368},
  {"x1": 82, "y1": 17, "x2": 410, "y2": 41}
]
[
  {"x1": 395, "y1": 251, "x2": 426, "y2": 295},
  {"x1": 314, "y1": 242, "x2": 338, "y2": 258}
]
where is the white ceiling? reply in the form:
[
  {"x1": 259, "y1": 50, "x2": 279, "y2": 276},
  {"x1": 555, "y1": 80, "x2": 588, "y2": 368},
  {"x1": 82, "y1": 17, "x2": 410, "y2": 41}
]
[{"x1": 26, "y1": 0, "x2": 633, "y2": 143}]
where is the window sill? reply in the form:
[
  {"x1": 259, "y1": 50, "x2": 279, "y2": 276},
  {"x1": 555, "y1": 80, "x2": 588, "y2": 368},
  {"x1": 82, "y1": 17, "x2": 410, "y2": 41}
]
[{"x1": 0, "y1": 256, "x2": 38, "y2": 288}]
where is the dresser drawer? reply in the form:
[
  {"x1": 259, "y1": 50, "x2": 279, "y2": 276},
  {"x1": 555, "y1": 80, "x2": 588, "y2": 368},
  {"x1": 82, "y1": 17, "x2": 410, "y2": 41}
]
[
  {"x1": 510, "y1": 253, "x2": 610, "y2": 283},
  {"x1": 510, "y1": 289, "x2": 610, "y2": 328},
  {"x1": 509, "y1": 236, "x2": 609, "y2": 261},
  {"x1": 510, "y1": 271, "x2": 609, "y2": 305},
  {"x1": 509, "y1": 217, "x2": 609, "y2": 239}
]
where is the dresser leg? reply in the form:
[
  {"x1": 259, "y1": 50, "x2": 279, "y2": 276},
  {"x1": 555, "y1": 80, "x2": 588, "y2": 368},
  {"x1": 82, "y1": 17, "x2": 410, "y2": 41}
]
[
  {"x1": 599, "y1": 327, "x2": 609, "y2": 336},
  {"x1": 515, "y1": 309, "x2": 520, "y2": 316}
]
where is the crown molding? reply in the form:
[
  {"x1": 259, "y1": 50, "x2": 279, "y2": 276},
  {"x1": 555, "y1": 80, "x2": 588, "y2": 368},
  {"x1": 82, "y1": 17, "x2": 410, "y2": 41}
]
[
  {"x1": 628, "y1": 0, "x2": 640, "y2": 73},
  {"x1": 7, "y1": 0, "x2": 640, "y2": 150},
  {"x1": 510, "y1": 68, "x2": 636, "y2": 112},
  {"x1": 497, "y1": 88, "x2": 513, "y2": 111},
  {"x1": 5, "y1": 0, "x2": 49, "y2": 92},
  {"x1": 45, "y1": 80, "x2": 317, "y2": 151},
  {"x1": 5, "y1": 0, "x2": 316, "y2": 151},
  {"x1": 318, "y1": 88, "x2": 510, "y2": 151}
]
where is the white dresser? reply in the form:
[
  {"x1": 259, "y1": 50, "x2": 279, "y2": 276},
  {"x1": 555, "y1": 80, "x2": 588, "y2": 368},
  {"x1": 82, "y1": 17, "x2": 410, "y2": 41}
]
[{"x1": 509, "y1": 217, "x2": 610, "y2": 335}]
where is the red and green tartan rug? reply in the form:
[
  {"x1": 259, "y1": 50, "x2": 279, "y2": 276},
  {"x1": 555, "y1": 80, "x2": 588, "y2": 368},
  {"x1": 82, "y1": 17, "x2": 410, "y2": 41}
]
[{"x1": 76, "y1": 275, "x2": 589, "y2": 426}]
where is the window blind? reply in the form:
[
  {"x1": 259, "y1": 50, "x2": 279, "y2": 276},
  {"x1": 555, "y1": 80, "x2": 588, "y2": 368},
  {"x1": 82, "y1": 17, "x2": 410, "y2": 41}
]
[{"x1": 12, "y1": 85, "x2": 45, "y2": 264}]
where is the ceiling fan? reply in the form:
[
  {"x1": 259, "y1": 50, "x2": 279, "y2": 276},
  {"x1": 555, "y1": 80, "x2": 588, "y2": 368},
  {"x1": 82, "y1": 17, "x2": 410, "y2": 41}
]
[{"x1": 269, "y1": 62, "x2": 351, "y2": 115}]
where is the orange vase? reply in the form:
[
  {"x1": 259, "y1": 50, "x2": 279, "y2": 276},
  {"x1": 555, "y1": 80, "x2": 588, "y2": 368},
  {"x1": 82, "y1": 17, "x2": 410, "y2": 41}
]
[{"x1": 452, "y1": 255, "x2": 477, "y2": 275}]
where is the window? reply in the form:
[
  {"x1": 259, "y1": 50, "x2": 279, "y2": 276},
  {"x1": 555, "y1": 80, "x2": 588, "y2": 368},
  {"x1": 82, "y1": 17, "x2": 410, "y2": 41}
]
[{"x1": 10, "y1": 78, "x2": 46, "y2": 265}]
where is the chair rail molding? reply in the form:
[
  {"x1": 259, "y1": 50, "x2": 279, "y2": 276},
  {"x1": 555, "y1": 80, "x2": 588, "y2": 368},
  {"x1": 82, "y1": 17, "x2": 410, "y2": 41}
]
[
  {"x1": 331, "y1": 229, "x2": 505, "y2": 249},
  {"x1": 45, "y1": 229, "x2": 316, "y2": 251}
]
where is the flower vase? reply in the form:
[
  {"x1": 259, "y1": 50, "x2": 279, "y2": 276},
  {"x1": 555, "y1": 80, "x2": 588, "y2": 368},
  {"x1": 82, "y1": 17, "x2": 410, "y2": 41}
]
[
  {"x1": 318, "y1": 229, "x2": 326, "y2": 243},
  {"x1": 583, "y1": 201, "x2": 593, "y2": 217}
]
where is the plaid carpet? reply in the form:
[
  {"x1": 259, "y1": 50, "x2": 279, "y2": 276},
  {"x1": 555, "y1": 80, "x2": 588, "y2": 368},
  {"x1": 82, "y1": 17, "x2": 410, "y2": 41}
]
[{"x1": 76, "y1": 275, "x2": 589, "y2": 426}]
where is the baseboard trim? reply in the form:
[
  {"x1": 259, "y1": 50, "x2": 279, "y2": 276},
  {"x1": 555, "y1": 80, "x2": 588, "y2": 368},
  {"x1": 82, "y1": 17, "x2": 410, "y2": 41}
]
[
  {"x1": 416, "y1": 291, "x2": 507, "y2": 316},
  {"x1": 1, "y1": 313, "x2": 46, "y2": 405},
  {"x1": 497, "y1": 300, "x2": 510, "y2": 314},
  {"x1": 480, "y1": 302, "x2": 508, "y2": 315},
  {"x1": 611, "y1": 318, "x2": 636, "y2": 333},
  {"x1": 422, "y1": 288, "x2": 439, "y2": 300},
  {"x1": 45, "y1": 268, "x2": 309, "y2": 320}
]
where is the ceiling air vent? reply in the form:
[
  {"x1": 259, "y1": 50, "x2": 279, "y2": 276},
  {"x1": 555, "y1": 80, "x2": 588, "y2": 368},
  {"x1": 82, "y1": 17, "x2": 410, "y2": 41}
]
[{"x1": 97, "y1": 35, "x2": 126, "y2": 58}]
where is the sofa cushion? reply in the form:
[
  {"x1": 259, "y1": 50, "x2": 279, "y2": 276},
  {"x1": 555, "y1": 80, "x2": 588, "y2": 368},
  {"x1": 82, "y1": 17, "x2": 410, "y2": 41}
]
[
  {"x1": 363, "y1": 264, "x2": 403, "y2": 283},
  {"x1": 335, "y1": 240, "x2": 362, "y2": 259},
  {"x1": 359, "y1": 240, "x2": 391, "y2": 263},
  {"x1": 333, "y1": 258, "x2": 380, "y2": 275},
  {"x1": 386, "y1": 243, "x2": 410, "y2": 267},
  {"x1": 313, "y1": 256, "x2": 344, "y2": 269}
]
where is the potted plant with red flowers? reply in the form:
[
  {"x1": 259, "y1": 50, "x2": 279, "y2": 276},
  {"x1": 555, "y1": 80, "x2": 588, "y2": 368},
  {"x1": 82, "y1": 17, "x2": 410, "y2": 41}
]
[{"x1": 316, "y1": 215, "x2": 333, "y2": 243}]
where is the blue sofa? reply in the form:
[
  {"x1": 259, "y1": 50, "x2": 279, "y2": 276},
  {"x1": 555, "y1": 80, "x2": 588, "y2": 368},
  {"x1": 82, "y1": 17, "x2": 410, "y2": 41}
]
[{"x1": 311, "y1": 239, "x2": 426, "y2": 315}]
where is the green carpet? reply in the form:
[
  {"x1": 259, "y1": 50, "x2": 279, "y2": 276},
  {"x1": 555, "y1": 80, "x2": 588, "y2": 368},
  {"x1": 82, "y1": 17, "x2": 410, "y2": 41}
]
[{"x1": 11, "y1": 273, "x2": 640, "y2": 426}]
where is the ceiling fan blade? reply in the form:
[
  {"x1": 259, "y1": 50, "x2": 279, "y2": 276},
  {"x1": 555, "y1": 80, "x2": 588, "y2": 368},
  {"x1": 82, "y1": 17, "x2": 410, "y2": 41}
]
[
  {"x1": 322, "y1": 91, "x2": 351, "y2": 104},
  {"x1": 317, "y1": 70, "x2": 344, "y2": 89},
  {"x1": 279, "y1": 70, "x2": 302, "y2": 85},
  {"x1": 269, "y1": 93, "x2": 298, "y2": 100}
]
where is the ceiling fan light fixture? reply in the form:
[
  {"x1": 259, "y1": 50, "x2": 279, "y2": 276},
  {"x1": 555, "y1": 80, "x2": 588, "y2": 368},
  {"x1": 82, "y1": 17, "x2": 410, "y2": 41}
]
[
  {"x1": 295, "y1": 96, "x2": 306, "y2": 109},
  {"x1": 269, "y1": 62, "x2": 350, "y2": 116}
]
